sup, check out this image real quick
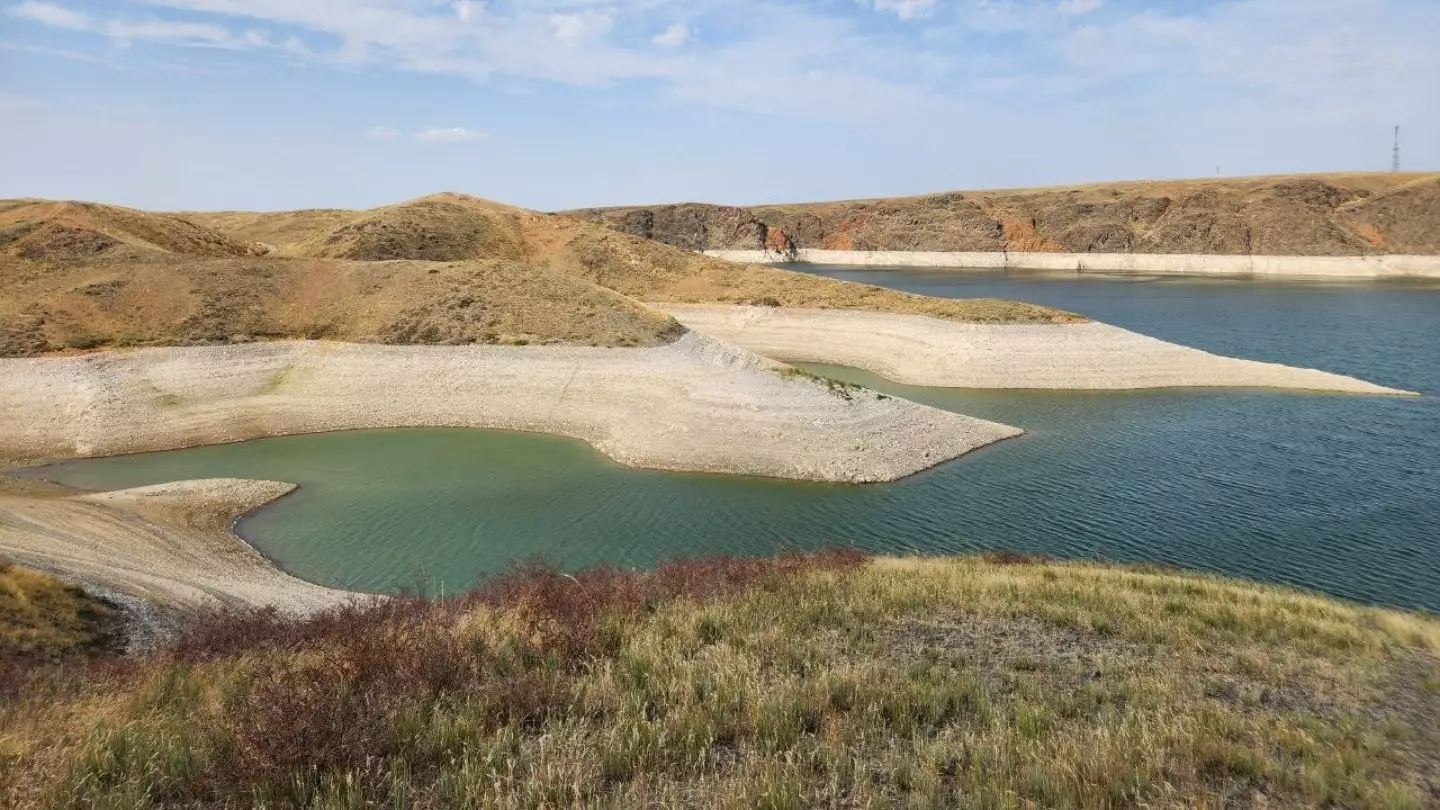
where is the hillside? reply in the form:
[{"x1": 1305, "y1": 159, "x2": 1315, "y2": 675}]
[
  {"x1": 0, "y1": 200, "x2": 267, "y2": 260},
  {"x1": 564, "y1": 172, "x2": 1440, "y2": 256},
  {"x1": 0, "y1": 195, "x2": 1074, "y2": 357},
  {"x1": 184, "y1": 192, "x2": 1075, "y2": 321},
  {"x1": 2, "y1": 552, "x2": 1436, "y2": 808}
]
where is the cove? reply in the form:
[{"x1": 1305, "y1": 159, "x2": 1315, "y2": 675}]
[{"x1": 34, "y1": 271, "x2": 1440, "y2": 611}]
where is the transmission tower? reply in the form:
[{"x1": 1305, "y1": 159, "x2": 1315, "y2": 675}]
[{"x1": 1392, "y1": 125, "x2": 1401, "y2": 172}]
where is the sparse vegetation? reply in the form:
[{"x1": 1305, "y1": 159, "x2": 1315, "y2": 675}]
[
  {"x1": 2, "y1": 553, "x2": 1435, "y2": 809},
  {"x1": 776, "y1": 366, "x2": 869, "y2": 401}
]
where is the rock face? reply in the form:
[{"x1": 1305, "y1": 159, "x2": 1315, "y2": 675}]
[
  {"x1": 575, "y1": 203, "x2": 777, "y2": 253},
  {"x1": 563, "y1": 173, "x2": 1440, "y2": 256}
]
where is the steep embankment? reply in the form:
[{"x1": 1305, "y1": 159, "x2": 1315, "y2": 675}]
[{"x1": 564, "y1": 172, "x2": 1440, "y2": 257}]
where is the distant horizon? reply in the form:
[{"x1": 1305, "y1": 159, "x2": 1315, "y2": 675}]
[
  {"x1": 5, "y1": 169, "x2": 1435, "y2": 214},
  {"x1": 3, "y1": 0, "x2": 1436, "y2": 211}
]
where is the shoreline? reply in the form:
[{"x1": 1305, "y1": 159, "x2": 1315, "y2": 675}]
[
  {"x1": 663, "y1": 306, "x2": 1416, "y2": 394},
  {"x1": 0, "y1": 332, "x2": 1021, "y2": 484},
  {"x1": 707, "y1": 249, "x2": 1440, "y2": 279},
  {"x1": 0, "y1": 476, "x2": 357, "y2": 615}
]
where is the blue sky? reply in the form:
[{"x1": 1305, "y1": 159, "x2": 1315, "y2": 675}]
[{"x1": 1, "y1": 0, "x2": 1436, "y2": 211}]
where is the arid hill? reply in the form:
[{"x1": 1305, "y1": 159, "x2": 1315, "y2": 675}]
[
  {"x1": 563, "y1": 172, "x2": 1440, "y2": 256},
  {"x1": 0, "y1": 200, "x2": 267, "y2": 260},
  {"x1": 0, "y1": 195, "x2": 1074, "y2": 356}
]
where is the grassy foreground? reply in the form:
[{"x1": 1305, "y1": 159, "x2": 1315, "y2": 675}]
[{"x1": 2, "y1": 552, "x2": 1437, "y2": 809}]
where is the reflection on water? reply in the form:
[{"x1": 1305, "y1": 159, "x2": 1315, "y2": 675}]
[{"x1": 37, "y1": 270, "x2": 1440, "y2": 611}]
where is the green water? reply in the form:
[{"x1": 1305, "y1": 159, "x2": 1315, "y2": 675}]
[{"x1": 30, "y1": 271, "x2": 1440, "y2": 611}]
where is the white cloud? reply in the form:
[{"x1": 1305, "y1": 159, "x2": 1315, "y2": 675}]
[
  {"x1": 413, "y1": 126, "x2": 487, "y2": 142},
  {"x1": 869, "y1": 0, "x2": 938, "y2": 21},
  {"x1": 8, "y1": 1, "x2": 91, "y2": 30},
  {"x1": 365, "y1": 125, "x2": 401, "y2": 140},
  {"x1": 1058, "y1": 0, "x2": 1101, "y2": 15},
  {"x1": 652, "y1": 22, "x2": 688, "y2": 47},
  {"x1": 106, "y1": 19, "x2": 234, "y2": 43},
  {"x1": 454, "y1": 0, "x2": 478, "y2": 24},
  {"x1": 549, "y1": 11, "x2": 611, "y2": 44}
]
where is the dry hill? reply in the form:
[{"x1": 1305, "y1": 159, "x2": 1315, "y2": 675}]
[
  {"x1": 0, "y1": 195, "x2": 1074, "y2": 356},
  {"x1": 564, "y1": 172, "x2": 1440, "y2": 256}
]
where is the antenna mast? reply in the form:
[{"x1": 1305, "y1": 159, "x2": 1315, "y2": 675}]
[{"x1": 1392, "y1": 125, "x2": 1401, "y2": 172}]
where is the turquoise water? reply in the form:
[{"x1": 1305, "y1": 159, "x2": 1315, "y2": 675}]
[{"x1": 33, "y1": 270, "x2": 1440, "y2": 611}]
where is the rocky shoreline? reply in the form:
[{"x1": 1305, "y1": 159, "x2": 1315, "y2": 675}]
[{"x1": 703, "y1": 249, "x2": 1440, "y2": 279}]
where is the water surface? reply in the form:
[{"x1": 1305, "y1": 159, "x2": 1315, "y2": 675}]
[{"x1": 36, "y1": 269, "x2": 1440, "y2": 610}]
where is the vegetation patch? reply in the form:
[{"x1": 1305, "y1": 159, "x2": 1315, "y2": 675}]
[
  {"x1": 2, "y1": 553, "x2": 1435, "y2": 809},
  {"x1": 776, "y1": 366, "x2": 872, "y2": 402}
]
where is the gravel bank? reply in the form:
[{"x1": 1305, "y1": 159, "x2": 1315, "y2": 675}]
[
  {"x1": 0, "y1": 479, "x2": 353, "y2": 613},
  {"x1": 0, "y1": 332, "x2": 1020, "y2": 483},
  {"x1": 662, "y1": 306, "x2": 1413, "y2": 394}
]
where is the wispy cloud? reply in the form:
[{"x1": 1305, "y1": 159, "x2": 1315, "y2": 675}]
[
  {"x1": 1058, "y1": 0, "x2": 1102, "y2": 15},
  {"x1": 9, "y1": 0, "x2": 1438, "y2": 143},
  {"x1": 413, "y1": 126, "x2": 487, "y2": 143},
  {"x1": 548, "y1": 11, "x2": 612, "y2": 44},
  {"x1": 7, "y1": 0, "x2": 89, "y2": 29},
  {"x1": 364, "y1": 125, "x2": 401, "y2": 140},
  {"x1": 652, "y1": 22, "x2": 688, "y2": 47},
  {"x1": 867, "y1": 0, "x2": 938, "y2": 21},
  {"x1": 106, "y1": 19, "x2": 234, "y2": 44}
]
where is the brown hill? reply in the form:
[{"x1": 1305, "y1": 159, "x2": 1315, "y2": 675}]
[
  {"x1": 0, "y1": 200, "x2": 267, "y2": 261},
  {"x1": 0, "y1": 252, "x2": 683, "y2": 357},
  {"x1": 563, "y1": 172, "x2": 1440, "y2": 256},
  {"x1": 0, "y1": 194, "x2": 1074, "y2": 357}
]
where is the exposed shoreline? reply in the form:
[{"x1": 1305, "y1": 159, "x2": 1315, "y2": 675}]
[
  {"x1": 663, "y1": 306, "x2": 1415, "y2": 394},
  {"x1": 0, "y1": 331, "x2": 1020, "y2": 484},
  {"x1": 0, "y1": 477, "x2": 356, "y2": 615},
  {"x1": 706, "y1": 249, "x2": 1440, "y2": 279}
]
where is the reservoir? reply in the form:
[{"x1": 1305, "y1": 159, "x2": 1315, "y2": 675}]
[{"x1": 36, "y1": 270, "x2": 1440, "y2": 610}]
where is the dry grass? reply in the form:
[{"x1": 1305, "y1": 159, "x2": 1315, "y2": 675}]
[
  {"x1": 0, "y1": 562, "x2": 120, "y2": 668},
  {"x1": 2, "y1": 553, "x2": 1435, "y2": 809},
  {"x1": 0, "y1": 252, "x2": 683, "y2": 355},
  {"x1": 0, "y1": 201, "x2": 264, "y2": 259}
]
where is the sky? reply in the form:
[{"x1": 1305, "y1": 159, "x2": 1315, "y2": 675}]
[{"x1": 1, "y1": 0, "x2": 1436, "y2": 211}]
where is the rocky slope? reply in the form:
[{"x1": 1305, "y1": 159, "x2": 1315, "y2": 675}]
[{"x1": 564, "y1": 172, "x2": 1440, "y2": 256}]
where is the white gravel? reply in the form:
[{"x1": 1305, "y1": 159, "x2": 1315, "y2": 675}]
[
  {"x1": 0, "y1": 332, "x2": 1021, "y2": 483},
  {"x1": 662, "y1": 306, "x2": 1414, "y2": 394}
]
